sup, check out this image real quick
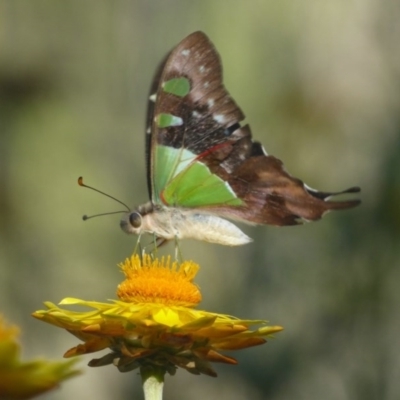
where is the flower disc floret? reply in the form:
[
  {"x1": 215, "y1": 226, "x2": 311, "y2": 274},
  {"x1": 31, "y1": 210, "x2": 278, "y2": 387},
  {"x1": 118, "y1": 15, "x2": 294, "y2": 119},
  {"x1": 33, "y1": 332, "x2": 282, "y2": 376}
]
[{"x1": 117, "y1": 254, "x2": 201, "y2": 307}]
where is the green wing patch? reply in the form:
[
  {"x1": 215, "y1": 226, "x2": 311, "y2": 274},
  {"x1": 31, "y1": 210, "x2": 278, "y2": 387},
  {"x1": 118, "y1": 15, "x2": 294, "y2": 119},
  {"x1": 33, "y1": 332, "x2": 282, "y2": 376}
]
[
  {"x1": 153, "y1": 145, "x2": 242, "y2": 208},
  {"x1": 162, "y1": 77, "x2": 190, "y2": 97}
]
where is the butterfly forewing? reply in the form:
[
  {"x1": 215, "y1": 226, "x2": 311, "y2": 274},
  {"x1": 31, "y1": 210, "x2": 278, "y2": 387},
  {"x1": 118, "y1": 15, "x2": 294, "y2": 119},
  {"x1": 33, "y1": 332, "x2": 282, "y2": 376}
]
[{"x1": 147, "y1": 31, "x2": 246, "y2": 206}]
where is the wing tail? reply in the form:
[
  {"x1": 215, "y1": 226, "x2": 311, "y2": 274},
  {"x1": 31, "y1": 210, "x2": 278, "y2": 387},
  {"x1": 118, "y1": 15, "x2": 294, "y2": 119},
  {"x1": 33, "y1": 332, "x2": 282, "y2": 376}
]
[{"x1": 226, "y1": 156, "x2": 361, "y2": 225}]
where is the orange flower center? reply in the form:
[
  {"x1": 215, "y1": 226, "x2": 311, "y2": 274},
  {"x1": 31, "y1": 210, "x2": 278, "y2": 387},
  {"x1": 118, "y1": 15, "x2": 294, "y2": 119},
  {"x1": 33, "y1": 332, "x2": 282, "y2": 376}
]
[{"x1": 117, "y1": 255, "x2": 202, "y2": 307}]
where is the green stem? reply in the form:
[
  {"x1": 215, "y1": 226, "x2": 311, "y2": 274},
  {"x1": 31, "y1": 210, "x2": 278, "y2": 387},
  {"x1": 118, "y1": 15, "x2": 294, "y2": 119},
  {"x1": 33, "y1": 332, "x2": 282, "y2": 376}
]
[{"x1": 141, "y1": 366, "x2": 166, "y2": 400}]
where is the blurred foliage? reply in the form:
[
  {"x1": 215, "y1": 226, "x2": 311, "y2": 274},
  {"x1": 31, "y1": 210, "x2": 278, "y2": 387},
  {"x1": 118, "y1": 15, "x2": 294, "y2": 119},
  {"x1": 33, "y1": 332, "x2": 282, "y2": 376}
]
[{"x1": 0, "y1": 1, "x2": 399, "y2": 399}]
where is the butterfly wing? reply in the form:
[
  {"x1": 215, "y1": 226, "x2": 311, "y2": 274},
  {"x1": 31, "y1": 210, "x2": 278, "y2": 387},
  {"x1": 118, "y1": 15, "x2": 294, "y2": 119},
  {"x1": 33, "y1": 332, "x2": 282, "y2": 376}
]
[
  {"x1": 146, "y1": 31, "x2": 246, "y2": 208},
  {"x1": 145, "y1": 31, "x2": 360, "y2": 225}
]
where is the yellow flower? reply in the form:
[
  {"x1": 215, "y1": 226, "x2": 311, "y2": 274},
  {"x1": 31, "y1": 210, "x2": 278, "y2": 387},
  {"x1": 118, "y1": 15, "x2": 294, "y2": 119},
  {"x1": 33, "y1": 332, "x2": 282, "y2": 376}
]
[
  {"x1": 33, "y1": 254, "x2": 282, "y2": 377},
  {"x1": 0, "y1": 315, "x2": 80, "y2": 399}
]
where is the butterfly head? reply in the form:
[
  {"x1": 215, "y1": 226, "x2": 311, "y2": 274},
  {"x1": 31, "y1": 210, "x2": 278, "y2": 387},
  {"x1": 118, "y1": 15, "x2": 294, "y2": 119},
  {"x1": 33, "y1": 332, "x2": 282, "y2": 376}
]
[{"x1": 120, "y1": 202, "x2": 154, "y2": 235}]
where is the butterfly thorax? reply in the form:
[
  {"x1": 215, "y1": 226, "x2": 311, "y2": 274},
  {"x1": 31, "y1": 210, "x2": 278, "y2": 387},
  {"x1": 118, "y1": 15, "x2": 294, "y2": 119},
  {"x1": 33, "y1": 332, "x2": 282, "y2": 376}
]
[{"x1": 120, "y1": 201, "x2": 251, "y2": 246}]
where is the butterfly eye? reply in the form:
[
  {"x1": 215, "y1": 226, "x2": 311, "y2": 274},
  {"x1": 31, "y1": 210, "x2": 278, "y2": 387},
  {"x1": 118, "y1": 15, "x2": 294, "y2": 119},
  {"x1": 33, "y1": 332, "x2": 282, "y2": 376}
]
[{"x1": 129, "y1": 212, "x2": 142, "y2": 228}]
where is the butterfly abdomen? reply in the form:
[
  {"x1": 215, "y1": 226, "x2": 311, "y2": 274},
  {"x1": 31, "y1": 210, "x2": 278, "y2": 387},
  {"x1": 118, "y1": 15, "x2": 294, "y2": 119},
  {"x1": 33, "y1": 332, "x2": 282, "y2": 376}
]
[{"x1": 173, "y1": 211, "x2": 252, "y2": 246}]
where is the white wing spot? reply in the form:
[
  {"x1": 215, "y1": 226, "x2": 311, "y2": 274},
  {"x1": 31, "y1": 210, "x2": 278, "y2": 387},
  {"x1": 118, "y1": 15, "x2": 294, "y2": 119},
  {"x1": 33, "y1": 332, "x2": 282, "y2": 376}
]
[
  {"x1": 260, "y1": 144, "x2": 268, "y2": 155},
  {"x1": 203, "y1": 81, "x2": 209, "y2": 88},
  {"x1": 170, "y1": 116, "x2": 183, "y2": 126},
  {"x1": 181, "y1": 49, "x2": 190, "y2": 56},
  {"x1": 192, "y1": 111, "x2": 201, "y2": 118},
  {"x1": 213, "y1": 114, "x2": 225, "y2": 124},
  {"x1": 207, "y1": 99, "x2": 215, "y2": 108},
  {"x1": 199, "y1": 65, "x2": 205, "y2": 73}
]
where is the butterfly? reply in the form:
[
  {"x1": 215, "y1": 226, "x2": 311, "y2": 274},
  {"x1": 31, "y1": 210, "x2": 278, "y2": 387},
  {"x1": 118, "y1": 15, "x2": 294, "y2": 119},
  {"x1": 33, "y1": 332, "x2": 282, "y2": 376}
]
[{"x1": 120, "y1": 31, "x2": 360, "y2": 246}]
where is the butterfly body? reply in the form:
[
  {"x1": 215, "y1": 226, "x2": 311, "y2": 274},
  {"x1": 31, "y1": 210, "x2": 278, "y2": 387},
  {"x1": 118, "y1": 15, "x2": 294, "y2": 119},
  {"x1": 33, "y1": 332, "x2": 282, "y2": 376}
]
[
  {"x1": 120, "y1": 202, "x2": 252, "y2": 246},
  {"x1": 120, "y1": 31, "x2": 360, "y2": 246}
]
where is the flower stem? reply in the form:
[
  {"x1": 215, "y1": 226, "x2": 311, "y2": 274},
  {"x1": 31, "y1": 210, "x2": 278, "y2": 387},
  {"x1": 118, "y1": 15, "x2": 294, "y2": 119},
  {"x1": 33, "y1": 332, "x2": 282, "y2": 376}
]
[{"x1": 141, "y1": 366, "x2": 166, "y2": 400}]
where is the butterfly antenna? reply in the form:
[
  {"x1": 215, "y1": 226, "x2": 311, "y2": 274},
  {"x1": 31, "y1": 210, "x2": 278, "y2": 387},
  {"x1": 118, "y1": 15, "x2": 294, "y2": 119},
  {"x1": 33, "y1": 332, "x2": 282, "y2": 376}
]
[
  {"x1": 82, "y1": 211, "x2": 127, "y2": 221},
  {"x1": 78, "y1": 176, "x2": 130, "y2": 211}
]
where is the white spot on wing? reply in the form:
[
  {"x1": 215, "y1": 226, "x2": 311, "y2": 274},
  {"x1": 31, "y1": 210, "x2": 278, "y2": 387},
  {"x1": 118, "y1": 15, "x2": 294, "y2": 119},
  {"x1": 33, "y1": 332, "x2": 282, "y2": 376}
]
[
  {"x1": 170, "y1": 116, "x2": 183, "y2": 126},
  {"x1": 304, "y1": 183, "x2": 318, "y2": 192},
  {"x1": 207, "y1": 99, "x2": 214, "y2": 108},
  {"x1": 192, "y1": 111, "x2": 201, "y2": 118},
  {"x1": 204, "y1": 82, "x2": 209, "y2": 88},
  {"x1": 181, "y1": 49, "x2": 190, "y2": 56},
  {"x1": 199, "y1": 65, "x2": 205, "y2": 73},
  {"x1": 224, "y1": 181, "x2": 239, "y2": 197},
  {"x1": 213, "y1": 114, "x2": 225, "y2": 124},
  {"x1": 303, "y1": 183, "x2": 329, "y2": 199},
  {"x1": 259, "y1": 144, "x2": 268, "y2": 155}
]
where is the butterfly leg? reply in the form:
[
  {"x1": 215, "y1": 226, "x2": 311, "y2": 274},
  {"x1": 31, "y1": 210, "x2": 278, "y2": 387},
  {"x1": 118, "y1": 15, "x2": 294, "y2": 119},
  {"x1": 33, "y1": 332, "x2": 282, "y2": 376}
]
[
  {"x1": 134, "y1": 232, "x2": 143, "y2": 259},
  {"x1": 155, "y1": 237, "x2": 169, "y2": 248},
  {"x1": 139, "y1": 233, "x2": 158, "y2": 259},
  {"x1": 150, "y1": 233, "x2": 161, "y2": 259},
  {"x1": 174, "y1": 236, "x2": 183, "y2": 262},
  {"x1": 140, "y1": 235, "x2": 169, "y2": 258}
]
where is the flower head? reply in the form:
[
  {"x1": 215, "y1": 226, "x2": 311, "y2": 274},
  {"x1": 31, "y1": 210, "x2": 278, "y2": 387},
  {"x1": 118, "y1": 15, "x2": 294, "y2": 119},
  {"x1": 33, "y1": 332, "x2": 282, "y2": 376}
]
[
  {"x1": 117, "y1": 254, "x2": 201, "y2": 306},
  {"x1": 33, "y1": 254, "x2": 282, "y2": 377},
  {"x1": 0, "y1": 315, "x2": 79, "y2": 399}
]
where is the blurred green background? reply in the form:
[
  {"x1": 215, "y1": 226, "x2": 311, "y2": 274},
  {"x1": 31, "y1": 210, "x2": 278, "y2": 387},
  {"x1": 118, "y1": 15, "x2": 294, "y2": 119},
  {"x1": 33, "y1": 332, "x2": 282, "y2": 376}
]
[{"x1": 1, "y1": 1, "x2": 399, "y2": 399}]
